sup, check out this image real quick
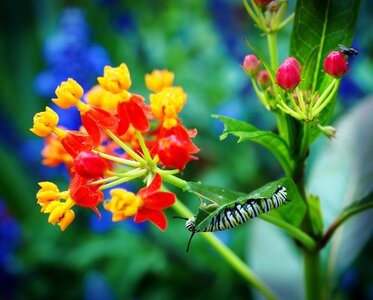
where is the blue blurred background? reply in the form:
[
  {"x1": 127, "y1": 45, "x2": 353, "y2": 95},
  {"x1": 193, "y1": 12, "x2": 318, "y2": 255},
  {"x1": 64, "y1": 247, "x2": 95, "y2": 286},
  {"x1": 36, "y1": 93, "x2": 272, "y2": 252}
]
[{"x1": 0, "y1": 0, "x2": 372, "y2": 299}]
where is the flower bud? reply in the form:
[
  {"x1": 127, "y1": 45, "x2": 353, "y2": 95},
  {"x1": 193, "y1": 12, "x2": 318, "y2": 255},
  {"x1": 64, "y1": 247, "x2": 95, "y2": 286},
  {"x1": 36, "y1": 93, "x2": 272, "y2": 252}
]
[
  {"x1": 98, "y1": 63, "x2": 131, "y2": 93},
  {"x1": 284, "y1": 57, "x2": 301, "y2": 72},
  {"x1": 242, "y1": 54, "x2": 261, "y2": 78},
  {"x1": 317, "y1": 124, "x2": 337, "y2": 139},
  {"x1": 52, "y1": 78, "x2": 83, "y2": 109},
  {"x1": 74, "y1": 150, "x2": 107, "y2": 178},
  {"x1": 276, "y1": 58, "x2": 301, "y2": 91},
  {"x1": 254, "y1": 0, "x2": 273, "y2": 8},
  {"x1": 257, "y1": 70, "x2": 271, "y2": 90},
  {"x1": 145, "y1": 70, "x2": 174, "y2": 93},
  {"x1": 323, "y1": 51, "x2": 348, "y2": 78},
  {"x1": 30, "y1": 107, "x2": 59, "y2": 137}
]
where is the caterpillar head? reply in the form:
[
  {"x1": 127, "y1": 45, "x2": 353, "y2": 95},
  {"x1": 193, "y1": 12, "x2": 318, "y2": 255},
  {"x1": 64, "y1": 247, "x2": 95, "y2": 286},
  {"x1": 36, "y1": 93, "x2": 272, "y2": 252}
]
[{"x1": 185, "y1": 216, "x2": 196, "y2": 232}]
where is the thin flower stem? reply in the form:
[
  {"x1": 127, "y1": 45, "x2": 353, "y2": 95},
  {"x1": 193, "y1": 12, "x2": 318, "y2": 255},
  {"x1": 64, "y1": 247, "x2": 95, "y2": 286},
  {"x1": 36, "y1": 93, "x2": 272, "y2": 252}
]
[
  {"x1": 92, "y1": 150, "x2": 141, "y2": 168},
  {"x1": 277, "y1": 13, "x2": 294, "y2": 30},
  {"x1": 251, "y1": 78, "x2": 269, "y2": 109},
  {"x1": 259, "y1": 214, "x2": 316, "y2": 251},
  {"x1": 312, "y1": 79, "x2": 340, "y2": 117},
  {"x1": 296, "y1": 86, "x2": 306, "y2": 113},
  {"x1": 276, "y1": 103, "x2": 303, "y2": 120},
  {"x1": 90, "y1": 175, "x2": 120, "y2": 185},
  {"x1": 105, "y1": 129, "x2": 146, "y2": 164},
  {"x1": 243, "y1": 0, "x2": 260, "y2": 25},
  {"x1": 172, "y1": 199, "x2": 277, "y2": 300},
  {"x1": 311, "y1": 78, "x2": 338, "y2": 112},
  {"x1": 136, "y1": 131, "x2": 153, "y2": 163},
  {"x1": 289, "y1": 93, "x2": 308, "y2": 119},
  {"x1": 99, "y1": 169, "x2": 147, "y2": 190}
]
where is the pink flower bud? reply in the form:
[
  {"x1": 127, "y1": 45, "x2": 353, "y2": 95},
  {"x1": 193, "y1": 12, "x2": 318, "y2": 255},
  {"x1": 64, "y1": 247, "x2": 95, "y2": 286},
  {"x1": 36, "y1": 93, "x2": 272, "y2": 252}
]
[
  {"x1": 276, "y1": 58, "x2": 301, "y2": 91},
  {"x1": 323, "y1": 51, "x2": 348, "y2": 78},
  {"x1": 254, "y1": 0, "x2": 273, "y2": 8},
  {"x1": 243, "y1": 54, "x2": 261, "y2": 78},
  {"x1": 74, "y1": 150, "x2": 107, "y2": 178},
  {"x1": 284, "y1": 57, "x2": 301, "y2": 72},
  {"x1": 257, "y1": 70, "x2": 271, "y2": 89}
]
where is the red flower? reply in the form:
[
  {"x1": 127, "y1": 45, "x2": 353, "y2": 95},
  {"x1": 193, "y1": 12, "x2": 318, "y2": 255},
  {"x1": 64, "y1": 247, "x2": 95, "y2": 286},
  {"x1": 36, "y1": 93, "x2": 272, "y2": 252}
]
[
  {"x1": 117, "y1": 94, "x2": 150, "y2": 136},
  {"x1": 69, "y1": 174, "x2": 104, "y2": 217},
  {"x1": 152, "y1": 124, "x2": 199, "y2": 170},
  {"x1": 74, "y1": 150, "x2": 108, "y2": 178},
  {"x1": 323, "y1": 51, "x2": 348, "y2": 78},
  {"x1": 81, "y1": 105, "x2": 119, "y2": 146},
  {"x1": 276, "y1": 58, "x2": 301, "y2": 91},
  {"x1": 60, "y1": 130, "x2": 93, "y2": 157},
  {"x1": 134, "y1": 174, "x2": 175, "y2": 230}
]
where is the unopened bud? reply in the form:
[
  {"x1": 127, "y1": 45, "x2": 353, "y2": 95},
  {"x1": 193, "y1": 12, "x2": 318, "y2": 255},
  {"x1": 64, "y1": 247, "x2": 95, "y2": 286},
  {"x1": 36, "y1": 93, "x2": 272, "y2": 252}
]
[
  {"x1": 257, "y1": 70, "x2": 271, "y2": 89},
  {"x1": 74, "y1": 150, "x2": 107, "y2": 178},
  {"x1": 242, "y1": 54, "x2": 261, "y2": 78},
  {"x1": 254, "y1": 0, "x2": 274, "y2": 8},
  {"x1": 323, "y1": 51, "x2": 348, "y2": 78},
  {"x1": 276, "y1": 58, "x2": 301, "y2": 91},
  {"x1": 317, "y1": 124, "x2": 337, "y2": 139}
]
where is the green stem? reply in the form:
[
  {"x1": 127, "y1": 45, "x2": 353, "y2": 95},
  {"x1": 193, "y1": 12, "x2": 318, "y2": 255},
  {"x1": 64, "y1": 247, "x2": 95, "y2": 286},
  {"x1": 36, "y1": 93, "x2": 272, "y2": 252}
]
[
  {"x1": 299, "y1": 122, "x2": 311, "y2": 160},
  {"x1": 136, "y1": 131, "x2": 153, "y2": 164},
  {"x1": 105, "y1": 129, "x2": 146, "y2": 164},
  {"x1": 172, "y1": 199, "x2": 277, "y2": 300},
  {"x1": 277, "y1": 13, "x2": 294, "y2": 30},
  {"x1": 162, "y1": 174, "x2": 188, "y2": 190},
  {"x1": 243, "y1": 0, "x2": 261, "y2": 25},
  {"x1": 312, "y1": 79, "x2": 340, "y2": 117},
  {"x1": 304, "y1": 251, "x2": 321, "y2": 300},
  {"x1": 319, "y1": 200, "x2": 373, "y2": 249},
  {"x1": 92, "y1": 150, "x2": 141, "y2": 168},
  {"x1": 266, "y1": 32, "x2": 278, "y2": 70},
  {"x1": 259, "y1": 214, "x2": 316, "y2": 251},
  {"x1": 251, "y1": 78, "x2": 269, "y2": 109},
  {"x1": 99, "y1": 169, "x2": 147, "y2": 190}
]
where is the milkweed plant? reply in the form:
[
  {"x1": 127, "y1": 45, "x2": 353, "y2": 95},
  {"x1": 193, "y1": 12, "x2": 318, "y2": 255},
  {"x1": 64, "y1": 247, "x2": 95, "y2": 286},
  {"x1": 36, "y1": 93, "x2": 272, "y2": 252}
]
[{"x1": 31, "y1": 0, "x2": 369, "y2": 299}]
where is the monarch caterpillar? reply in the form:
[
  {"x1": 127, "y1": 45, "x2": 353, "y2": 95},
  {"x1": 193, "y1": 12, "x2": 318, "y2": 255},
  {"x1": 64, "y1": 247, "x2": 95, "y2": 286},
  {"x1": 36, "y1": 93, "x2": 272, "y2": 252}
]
[{"x1": 178, "y1": 185, "x2": 288, "y2": 251}]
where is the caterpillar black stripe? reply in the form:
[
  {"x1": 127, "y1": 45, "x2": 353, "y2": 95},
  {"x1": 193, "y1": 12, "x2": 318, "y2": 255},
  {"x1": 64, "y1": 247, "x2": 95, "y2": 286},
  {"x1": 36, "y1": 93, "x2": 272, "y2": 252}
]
[{"x1": 182, "y1": 185, "x2": 288, "y2": 251}]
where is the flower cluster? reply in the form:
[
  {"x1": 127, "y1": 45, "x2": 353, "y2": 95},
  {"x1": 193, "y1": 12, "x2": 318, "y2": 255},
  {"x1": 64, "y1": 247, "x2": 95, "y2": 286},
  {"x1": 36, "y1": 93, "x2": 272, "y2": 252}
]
[
  {"x1": 243, "y1": 50, "x2": 349, "y2": 128},
  {"x1": 31, "y1": 64, "x2": 199, "y2": 231}
]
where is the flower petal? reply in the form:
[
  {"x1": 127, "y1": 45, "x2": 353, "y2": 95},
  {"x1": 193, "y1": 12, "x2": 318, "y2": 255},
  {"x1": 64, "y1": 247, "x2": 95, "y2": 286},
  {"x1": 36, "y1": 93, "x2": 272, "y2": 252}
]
[
  {"x1": 138, "y1": 173, "x2": 162, "y2": 198},
  {"x1": 127, "y1": 95, "x2": 149, "y2": 132},
  {"x1": 135, "y1": 208, "x2": 167, "y2": 231},
  {"x1": 81, "y1": 113, "x2": 101, "y2": 146},
  {"x1": 141, "y1": 192, "x2": 175, "y2": 210}
]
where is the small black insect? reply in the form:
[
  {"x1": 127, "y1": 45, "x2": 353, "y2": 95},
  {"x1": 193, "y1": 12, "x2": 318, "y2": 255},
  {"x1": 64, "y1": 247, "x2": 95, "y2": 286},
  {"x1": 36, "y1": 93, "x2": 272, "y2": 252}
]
[{"x1": 338, "y1": 44, "x2": 358, "y2": 61}]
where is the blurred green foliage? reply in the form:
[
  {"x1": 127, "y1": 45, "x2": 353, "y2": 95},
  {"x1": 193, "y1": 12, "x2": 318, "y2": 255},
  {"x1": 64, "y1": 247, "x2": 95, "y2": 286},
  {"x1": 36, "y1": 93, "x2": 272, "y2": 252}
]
[{"x1": 0, "y1": 0, "x2": 372, "y2": 299}]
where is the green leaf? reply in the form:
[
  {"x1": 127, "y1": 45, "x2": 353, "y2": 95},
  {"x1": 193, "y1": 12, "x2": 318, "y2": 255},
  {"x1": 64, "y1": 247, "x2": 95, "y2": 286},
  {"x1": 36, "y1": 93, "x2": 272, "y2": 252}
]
[
  {"x1": 186, "y1": 177, "x2": 306, "y2": 230},
  {"x1": 308, "y1": 194, "x2": 323, "y2": 237},
  {"x1": 290, "y1": 0, "x2": 360, "y2": 92},
  {"x1": 290, "y1": 0, "x2": 360, "y2": 141},
  {"x1": 213, "y1": 115, "x2": 294, "y2": 175}
]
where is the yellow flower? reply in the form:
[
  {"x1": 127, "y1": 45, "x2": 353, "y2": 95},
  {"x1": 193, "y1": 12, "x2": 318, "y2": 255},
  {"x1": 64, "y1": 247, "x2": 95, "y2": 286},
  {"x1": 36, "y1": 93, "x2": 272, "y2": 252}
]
[
  {"x1": 97, "y1": 63, "x2": 132, "y2": 94},
  {"x1": 52, "y1": 78, "x2": 84, "y2": 109},
  {"x1": 36, "y1": 181, "x2": 60, "y2": 212},
  {"x1": 105, "y1": 188, "x2": 142, "y2": 222},
  {"x1": 30, "y1": 106, "x2": 59, "y2": 137},
  {"x1": 150, "y1": 87, "x2": 187, "y2": 129},
  {"x1": 45, "y1": 198, "x2": 75, "y2": 231},
  {"x1": 85, "y1": 85, "x2": 119, "y2": 110},
  {"x1": 145, "y1": 69, "x2": 174, "y2": 93}
]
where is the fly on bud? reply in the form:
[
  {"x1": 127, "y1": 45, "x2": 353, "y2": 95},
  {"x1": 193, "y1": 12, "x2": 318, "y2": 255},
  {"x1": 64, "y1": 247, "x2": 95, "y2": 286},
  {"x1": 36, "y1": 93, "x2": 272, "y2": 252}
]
[
  {"x1": 275, "y1": 57, "x2": 301, "y2": 91},
  {"x1": 242, "y1": 54, "x2": 261, "y2": 78},
  {"x1": 323, "y1": 51, "x2": 348, "y2": 78}
]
